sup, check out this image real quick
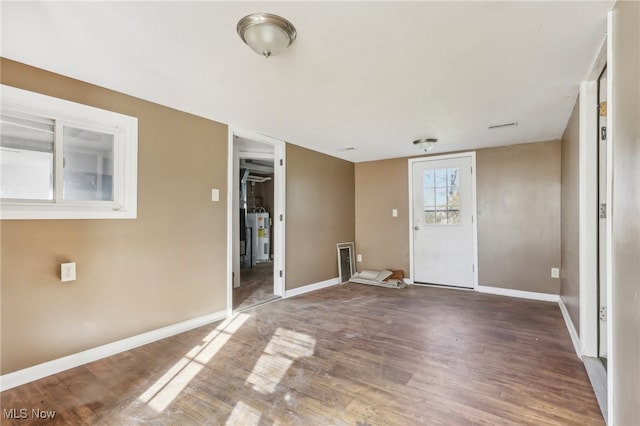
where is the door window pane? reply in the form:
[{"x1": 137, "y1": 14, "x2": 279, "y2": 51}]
[
  {"x1": 424, "y1": 211, "x2": 436, "y2": 224},
  {"x1": 422, "y1": 166, "x2": 460, "y2": 225},
  {"x1": 0, "y1": 114, "x2": 54, "y2": 200},
  {"x1": 435, "y1": 168, "x2": 447, "y2": 186},
  {"x1": 424, "y1": 186, "x2": 435, "y2": 207},
  {"x1": 63, "y1": 126, "x2": 114, "y2": 201},
  {"x1": 435, "y1": 188, "x2": 448, "y2": 208}
]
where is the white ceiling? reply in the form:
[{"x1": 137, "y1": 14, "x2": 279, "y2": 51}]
[{"x1": 1, "y1": 1, "x2": 613, "y2": 162}]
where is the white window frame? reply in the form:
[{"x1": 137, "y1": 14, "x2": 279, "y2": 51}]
[{"x1": 1, "y1": 85, "x2": 138, "y2": 219}]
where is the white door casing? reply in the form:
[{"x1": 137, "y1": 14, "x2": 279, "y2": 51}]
[
  {"x1": 227, "y1": 128, "x2": 286, "y2": 316},
  {"x1": 598, "y1": 67, "x2": 608, "y2": 359},
  {"x1": 409, "y1": 153, "x2": 478, "y2": 288}
]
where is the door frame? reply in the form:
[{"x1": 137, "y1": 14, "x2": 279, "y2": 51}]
[
  {"x1": 577, "y1": 18, "x2": 613, "y2": 424},
  {"x1": 578, "y1": 79, "x2": 600, "y2": 358},
  {"x1": 596, "y1": 65, "x2": 608, "y2": 360},
  {"x1": 408, "y1": 152, "x2": 478, "y2": 289},
  {"x1": 227, "y1": 127, "x2": 286, "y2": 316}
]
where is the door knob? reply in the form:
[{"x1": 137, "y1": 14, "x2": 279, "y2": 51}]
[{"x1": 414, "y1": 226, "x2": 420, "y2": 231}]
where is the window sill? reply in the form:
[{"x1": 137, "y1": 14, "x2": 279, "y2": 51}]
[{"x1": 0, "y1": 202, "x2": 137, "y2": 220}]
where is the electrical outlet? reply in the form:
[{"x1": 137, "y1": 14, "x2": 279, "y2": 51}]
[
  {"x1": 392, "y1": 209, "x2": 398, "y2": 217},
  {"x1": 551, "y1": 267, "x2": 560, "y2": 279},
  {"x1": 356, "y1": 254, "x2": 362, "y2": 262},
  {"x1": 61, "y1": 262, "x2": 76, "y2": 282}
]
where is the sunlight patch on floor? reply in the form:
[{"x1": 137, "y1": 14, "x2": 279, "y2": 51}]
[
  {"x1": 138, "y1": 313, "x2": 251, "y2": 412},
  {"x1": 225, "y1": 401, "x2": 262, "y2": 426},
  {"x1": 246, "y1": 354, "x2": 294, "y2": 394},
  {"x1": 246, "y1": 328, "x2": 316, "y2": 394}
]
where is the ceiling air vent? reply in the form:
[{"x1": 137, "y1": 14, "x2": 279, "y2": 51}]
[{"x1": 488, "y1": 122, "x2": 518, "y2": 130}]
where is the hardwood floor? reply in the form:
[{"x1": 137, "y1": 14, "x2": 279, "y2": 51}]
[
  {"x1": 1, "y1": 284, "x2": 603, "y2": 425},
  {"x1": 233, "y1": 262, "x2": 278, "y2": 311}
]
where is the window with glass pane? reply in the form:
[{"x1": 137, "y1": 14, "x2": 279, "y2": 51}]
[
  {"x1": 1, "y1": 84, "x2": 138, "y2": 220},
  {"x1": 423, "y1": 167, "x2": 460, "y2": 225},
  {"x1": 0, "y1": 114, "x2": 54, "y2": 200},
  {"x1": 63, "y1": 126, "x2": 114, "y2": 201}
]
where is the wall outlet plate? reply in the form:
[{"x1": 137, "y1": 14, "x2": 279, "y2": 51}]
[
  {"x1": 61, "y1": 262, "x2": 76, "y2": 282},
  {"x1": 356, "y1": 254, "x2": 362, "y2": 262},
  {"x1": 551, "y1": 267, "x2": 560, "y2": 279}
]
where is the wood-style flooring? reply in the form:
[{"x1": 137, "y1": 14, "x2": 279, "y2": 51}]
[
  {"x1": 233, "y1": 262, "x2": 278, "y2": 311},
  {"x1": 1, "y1": 284, "x2": 603, "y2": 425}
]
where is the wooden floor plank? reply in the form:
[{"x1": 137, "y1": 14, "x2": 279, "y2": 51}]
[{"x1": 1, "y1": 284, "x2": 603, "y2": 425}]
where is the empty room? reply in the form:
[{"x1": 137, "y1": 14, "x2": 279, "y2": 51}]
[{"x1": 1, "y1": 1, "x2": 638, "y2": 425}]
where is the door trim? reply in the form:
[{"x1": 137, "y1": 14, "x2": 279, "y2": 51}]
[
  {"x1": 575, "y1": 20, "x2": 613, "y2": 424},
  {"x1": 578, "y1": 79, "x2": 599, "y2": 357},
  {"x1": 604, "y1": 13, "x2": 613, "y2": 422},
  {"x1": 227, "y1": 127, "x2": 286, "y2": 316},
  {"x1": 408, "y1": 152, "x2": 478, "y2": 289}
]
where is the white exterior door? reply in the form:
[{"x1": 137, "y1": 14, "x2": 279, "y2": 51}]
[{"x1": 411, "y1": 154, "x2": 476, "y2": 288}]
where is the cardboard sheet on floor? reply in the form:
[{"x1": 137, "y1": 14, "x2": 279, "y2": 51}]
[{"x1": 349, "y1": 269, "x2": 406, "y2": 289}]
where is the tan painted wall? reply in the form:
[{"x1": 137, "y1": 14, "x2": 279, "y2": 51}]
[
  {"x1": 0, "y1": 59, "x2": 229, "y2": 374},
  {"x1": 355, "y1": 140, "x2": 561, "y2": 294},
  {"x1": 477, "y1": 141, "x2": 561, "y2": 294},
  {"x1": 285, "y1": 144, "x2": 355, "y2": 289},
  {"x1": 560, "y1": 97, "x2": 581, "y2": 333},
  {"x1": 611, "y1": 1, "x2": 640, "y2": 423},
  {"x1": 355, "y1": 158, "x2": 410, "y2": 272}
]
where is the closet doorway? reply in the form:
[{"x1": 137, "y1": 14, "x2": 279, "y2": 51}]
[{"x1": 228, "y1": 129, "x2": 286, "y2": 313}]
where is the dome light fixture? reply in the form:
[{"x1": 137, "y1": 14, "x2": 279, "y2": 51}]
[
  {"x1": 237, "y1": 13, "x2": 297, "y2": 58},
  {"x1": 413, "y1": 138, "x2": 438, "y2": 152}
]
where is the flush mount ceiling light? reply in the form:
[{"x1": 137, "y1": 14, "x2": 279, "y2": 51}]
[
  {"x1": 237, "y1": 13, "x2": 297, "y2": 58},
  {"x1": 413, "y1": 138, "x2": 438, "y2": 152}
]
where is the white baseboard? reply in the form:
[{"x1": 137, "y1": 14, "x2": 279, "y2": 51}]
[
  {"x1": 411, "y1": 282, "x2": 473, "y2": 291},
  {"x1": 0, "y1": 309, "x2": 227, "y2": 392},
  {"x1": 477, "y1": 285, "x2": 560, "y2": 302},
  {"x1": 559, "y1": 297, "x2": 582, "y2": 358},
  {"x1": 284, "y1": 277, "x2": 340, "y2": 298}
]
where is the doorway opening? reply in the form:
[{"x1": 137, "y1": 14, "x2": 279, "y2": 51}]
[
  {"x1": 577, "y1": 31, "x2": 611, "y2": 423},
  {"x1": 228, "y1": 129, "x2": 286, "y2": 314},
  {"x1": 237, "y1": 155, "x2": 276, "y2": 310}
]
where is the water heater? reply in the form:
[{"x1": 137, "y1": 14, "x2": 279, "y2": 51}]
[{"x1": 247, "y1": 212, "x2": 270, "y2": 264}]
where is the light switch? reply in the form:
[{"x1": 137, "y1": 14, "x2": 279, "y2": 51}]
[
  {"x1": 211, "y1": 188, "x2": 219, "y2": 202},
  {"x1": 392, "y1": 209, "x2": 398, "y2": 217}
]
